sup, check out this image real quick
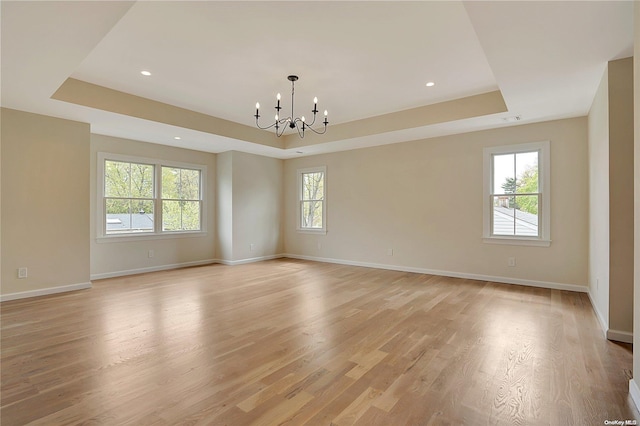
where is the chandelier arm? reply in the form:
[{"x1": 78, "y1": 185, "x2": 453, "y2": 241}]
[
  {"x1": 255, "y1": 117, "x2": 277, "y2": 130},
  {"x1": 254, "y1": 75, "x2": 328, "y2": 138},
  {"x1": 304, "y1": 123, "x2": 328, "y2": 135},
  {"x1": 305, "y1": 110, "x2": 318, "y2": 127},
  {"x1": 276, "y1": 122, "x2": 288, "y2": 137}
]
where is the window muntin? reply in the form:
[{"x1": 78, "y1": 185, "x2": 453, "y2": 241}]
[
  {"x1": 298, "y1": 167, "x2": 326, "y2": 232},
  {"x1": 483, "y1": 141, "x2": 550, "y2": 246},
  {"x1": 98, "y1": 153, "x2": 206, "y2": 239}
]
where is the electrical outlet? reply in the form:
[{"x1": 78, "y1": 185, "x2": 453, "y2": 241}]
[
  {"x1": 17, "y1": 267, "x2": 27, "y2": 279},
  {"x1": 508, "y1": 257, "x2": 516, "y2": 267},
  {"x1": 148, "y1": 250, "x2": 154, "y2": 258},
  {"x1": 387, "y1": 248, "x2": 393, "y2": 256},
  {"x1": 596, "y1": 278, "x2": 599, "y2": 290},
  {"x1": 250, "y1": 243, "x2": 255, "y2": 251},
  {"x1": 317, "y1": 242, "x2": 322, "y2": 250}
]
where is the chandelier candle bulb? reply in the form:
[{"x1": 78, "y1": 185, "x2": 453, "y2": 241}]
[{"x1": 254, "y1": 75, "x2": 328, "y2": 138}]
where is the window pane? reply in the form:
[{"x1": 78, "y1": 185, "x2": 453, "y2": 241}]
[
  {"x1": 493, "y1": 154, "x2": 515, "y2": 194},
  {"x1": 105, "y1": 161, "x2": 131, "y2": 197},
  {"x1": 302, "y1": 172, "x2": 324, "y2": 200},
  {"x1": 180, "y1": 169, "x2": 201, "y2": 200},
  {"x1": 515, "y1": 151, "x2": 538, "y2": 193},
  {"x1": 106, "y1": 199, "x2": 154, "y2": 234},
  {"x1": 162, "y1": 167, "x2": 201, "y2": 200},
  {"x1": 163, "y1": 200, "x2": 201, "y2": 231},
  {"x1": 302, "y1": 200, "x2": 323, "y2": 228},
  {"x1": 130, "y1": 163, "x2": 154, "y2": 198},
  {"x1": 492, "y1": 195, "x2": 539, "y2": 237},
  {"x1": 162, "y1": 167, "x2": 180, "y2": 199}
]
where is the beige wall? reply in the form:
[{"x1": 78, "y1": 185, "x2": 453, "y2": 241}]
[
  {"x1": 216, "y1": 151, "x2": 283, "y2": 263},
  {"x1": 608, "y1": 57, "x2": 634, "y2": 335},
  {"x1": 589, "y1": 66, "x2": 611, "y2": 328},
  {"x1": 90, "y1": 134, "x2": 216, "y2": 278},
  {"x1": 231, "y1": 151, "x2": 283, "y2": 261},
  {"x1": 216, "y1": 151, "x2": 234, "y2": 261},
  {"x1": 284, "y1": 117, "x2": 589, "y2": 289},
  {"x1": 587, "y1": 57, "x2": 634, "y2": 340},
  {"x1": 1, "y1": 108, "x2": 90, "y2": 297},
  {"x1": 632, "y1": 0, "x2": 640, "y2": 406}
]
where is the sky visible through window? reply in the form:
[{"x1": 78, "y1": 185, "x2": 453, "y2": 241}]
[{"x1": 493, "y1": 151, "x2": 538, "y2": 194}]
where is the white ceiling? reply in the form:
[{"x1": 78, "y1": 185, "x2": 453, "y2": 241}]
[{"x1": 1, "y1": 1, "x2": 634, "y2": 159}]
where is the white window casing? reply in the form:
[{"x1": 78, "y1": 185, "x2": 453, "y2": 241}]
[
  {"x1": 97, "y1": 152, "x2": 207, "y2": 242},
  {"x1": 297, "y1": 166, "x2": 327, "y2": 234},
  {"x1": 482, "y1": 141, "x2": 550, "y2": 247}
]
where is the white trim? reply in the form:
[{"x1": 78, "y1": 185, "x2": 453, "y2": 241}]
[
  {"x1": 0, "y1": 282, "x2": 91, "y2": 302},
  {"x1": 97, "y1": 152, "x2": 208, "y2": 239},
  {"x1": 90, "y1": 259, "x2": 216, "y2": 280},
  {"x1": 482, "y1": 237, "x2": 551, "y2": 247},
  {"x1": 587, "y1": 290, "x2": 609, "y2": 339},
  {"x1": 629, "y1": 379, "x2": 640, "y2": 413},
  {"x1": 297, "y1": 166, "x2": 327, "y2": 233},
  {"x1": 96, "y1": 231, "x2": 207, "y2": 243},
  {"x1": 483, "y1": 141, "x2": 551, "y2": 245},
  {"x1": 283, "y1": 253, "x2": 587, "y2": 293},
  {"x1": 586, "y1": 291, "x2": 633, "y2": 343},
  {"x1": 606, "y1": 329, "x2": 633, "y2": 343},
  {"x1": 215, "y1": 254, "x2": 284, "y2": 266}
]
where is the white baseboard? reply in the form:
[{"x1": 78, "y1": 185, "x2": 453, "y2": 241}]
[
  {"x1": 91, "y1": 255, "x2": 285, "y2": 279},
  {"x1": 630, "y1": 379, "x2": 640, "y2": 412},
  {"x1": 607, "y1": 329, "x2": 634, "y2": 344},
  {"x1": 587, "y1": 290, "x2": 609, "y2": 339},
  {"x1": 215, "y1": 254, "x2": 284, "y2": 266},
  {"x1": 6, "y1": 253, "x2": 589, "y2": 302},
  {"x1": 90, "y1": 259, "x2": 216, "y2": 280},
  {"x1": 0, "y1": 282, "x2": 92, "y2": 302},
  {"x1": 283, "y1": 253, "x2": 588, "y2": 293},
  {"x1": 586, "y1": 291, "x2": 634, "y2": 343}
]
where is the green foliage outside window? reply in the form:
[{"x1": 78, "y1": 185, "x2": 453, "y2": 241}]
[
  {"x1": 162, "y1": 167, "x2": 201, "y2": 231},
  {"x1": 301, "y1": 171, "x2": 324, "y2": 228}
]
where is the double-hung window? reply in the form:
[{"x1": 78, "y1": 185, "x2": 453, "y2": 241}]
[
  {"x1": 297, "y1": 166, "x2": 326, "y2": 233},
  {"x1": 98, "y1": 153, "x2": 206, "y2": 239},
  {"x1": 483, "y1": 141, "x2": 550, "y2": 246}
]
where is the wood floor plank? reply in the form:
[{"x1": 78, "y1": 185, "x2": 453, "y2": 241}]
[{"x1": 1, "y1": 259, "x2": 638, "y2": 425}]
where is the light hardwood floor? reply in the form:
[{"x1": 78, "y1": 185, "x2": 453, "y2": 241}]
[{"x1": 1, "y1": 259, "x2": 638, "y2": 425}]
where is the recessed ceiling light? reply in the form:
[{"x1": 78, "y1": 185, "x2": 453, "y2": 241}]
[
  {"x1": 426, "y1": 81, "x2": 435, "y2": 87},
  {"x1": 174, "y1": 136, "x2": 181, "y2": 140},
  {"x1": 141, "y1": 70, "x2": 151, "y2": 76}
]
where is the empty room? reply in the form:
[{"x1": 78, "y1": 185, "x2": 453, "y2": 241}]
[{"x1": 2, "y1": 1, "x2": 640, "y2": 424}]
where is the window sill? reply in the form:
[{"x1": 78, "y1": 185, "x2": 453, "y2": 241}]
[
  {"x1": 297, "y1": 228, "x2": 327, "y2": 235},
  {"x1": 97, "y1": 231, "x2": 207, "y2": 243},
  {"x1": 482, "y1": 237, "x2": 551, "y2": 247}
]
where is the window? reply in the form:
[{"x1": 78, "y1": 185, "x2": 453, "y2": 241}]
[
  {"x1": 98, "y1": 153, "x2": 206, "y2": 239},
  {"x1": 483, "y1": 141, "x2": 550, "y2": 246},
  {"x1": 161, "y1": 167, "x2": 201, "y2": 231},
  {"x1": 297, "y1": 166, "x2": 326, "y2": 233}
]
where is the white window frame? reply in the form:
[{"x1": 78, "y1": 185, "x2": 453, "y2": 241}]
[
  {"x1": 482, "y1": 141, "x2": 550, "y2": 247},
  {"x1": 97, "y1": 152, "x2": 207, "y2": 242},
  {"x1": 297, "y1": 166, "x2": 327, "y2": 234}
]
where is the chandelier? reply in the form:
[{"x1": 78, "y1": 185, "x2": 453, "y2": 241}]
[{"x1": 254, "y1": 75, "x2": 328, "y2": 138}]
